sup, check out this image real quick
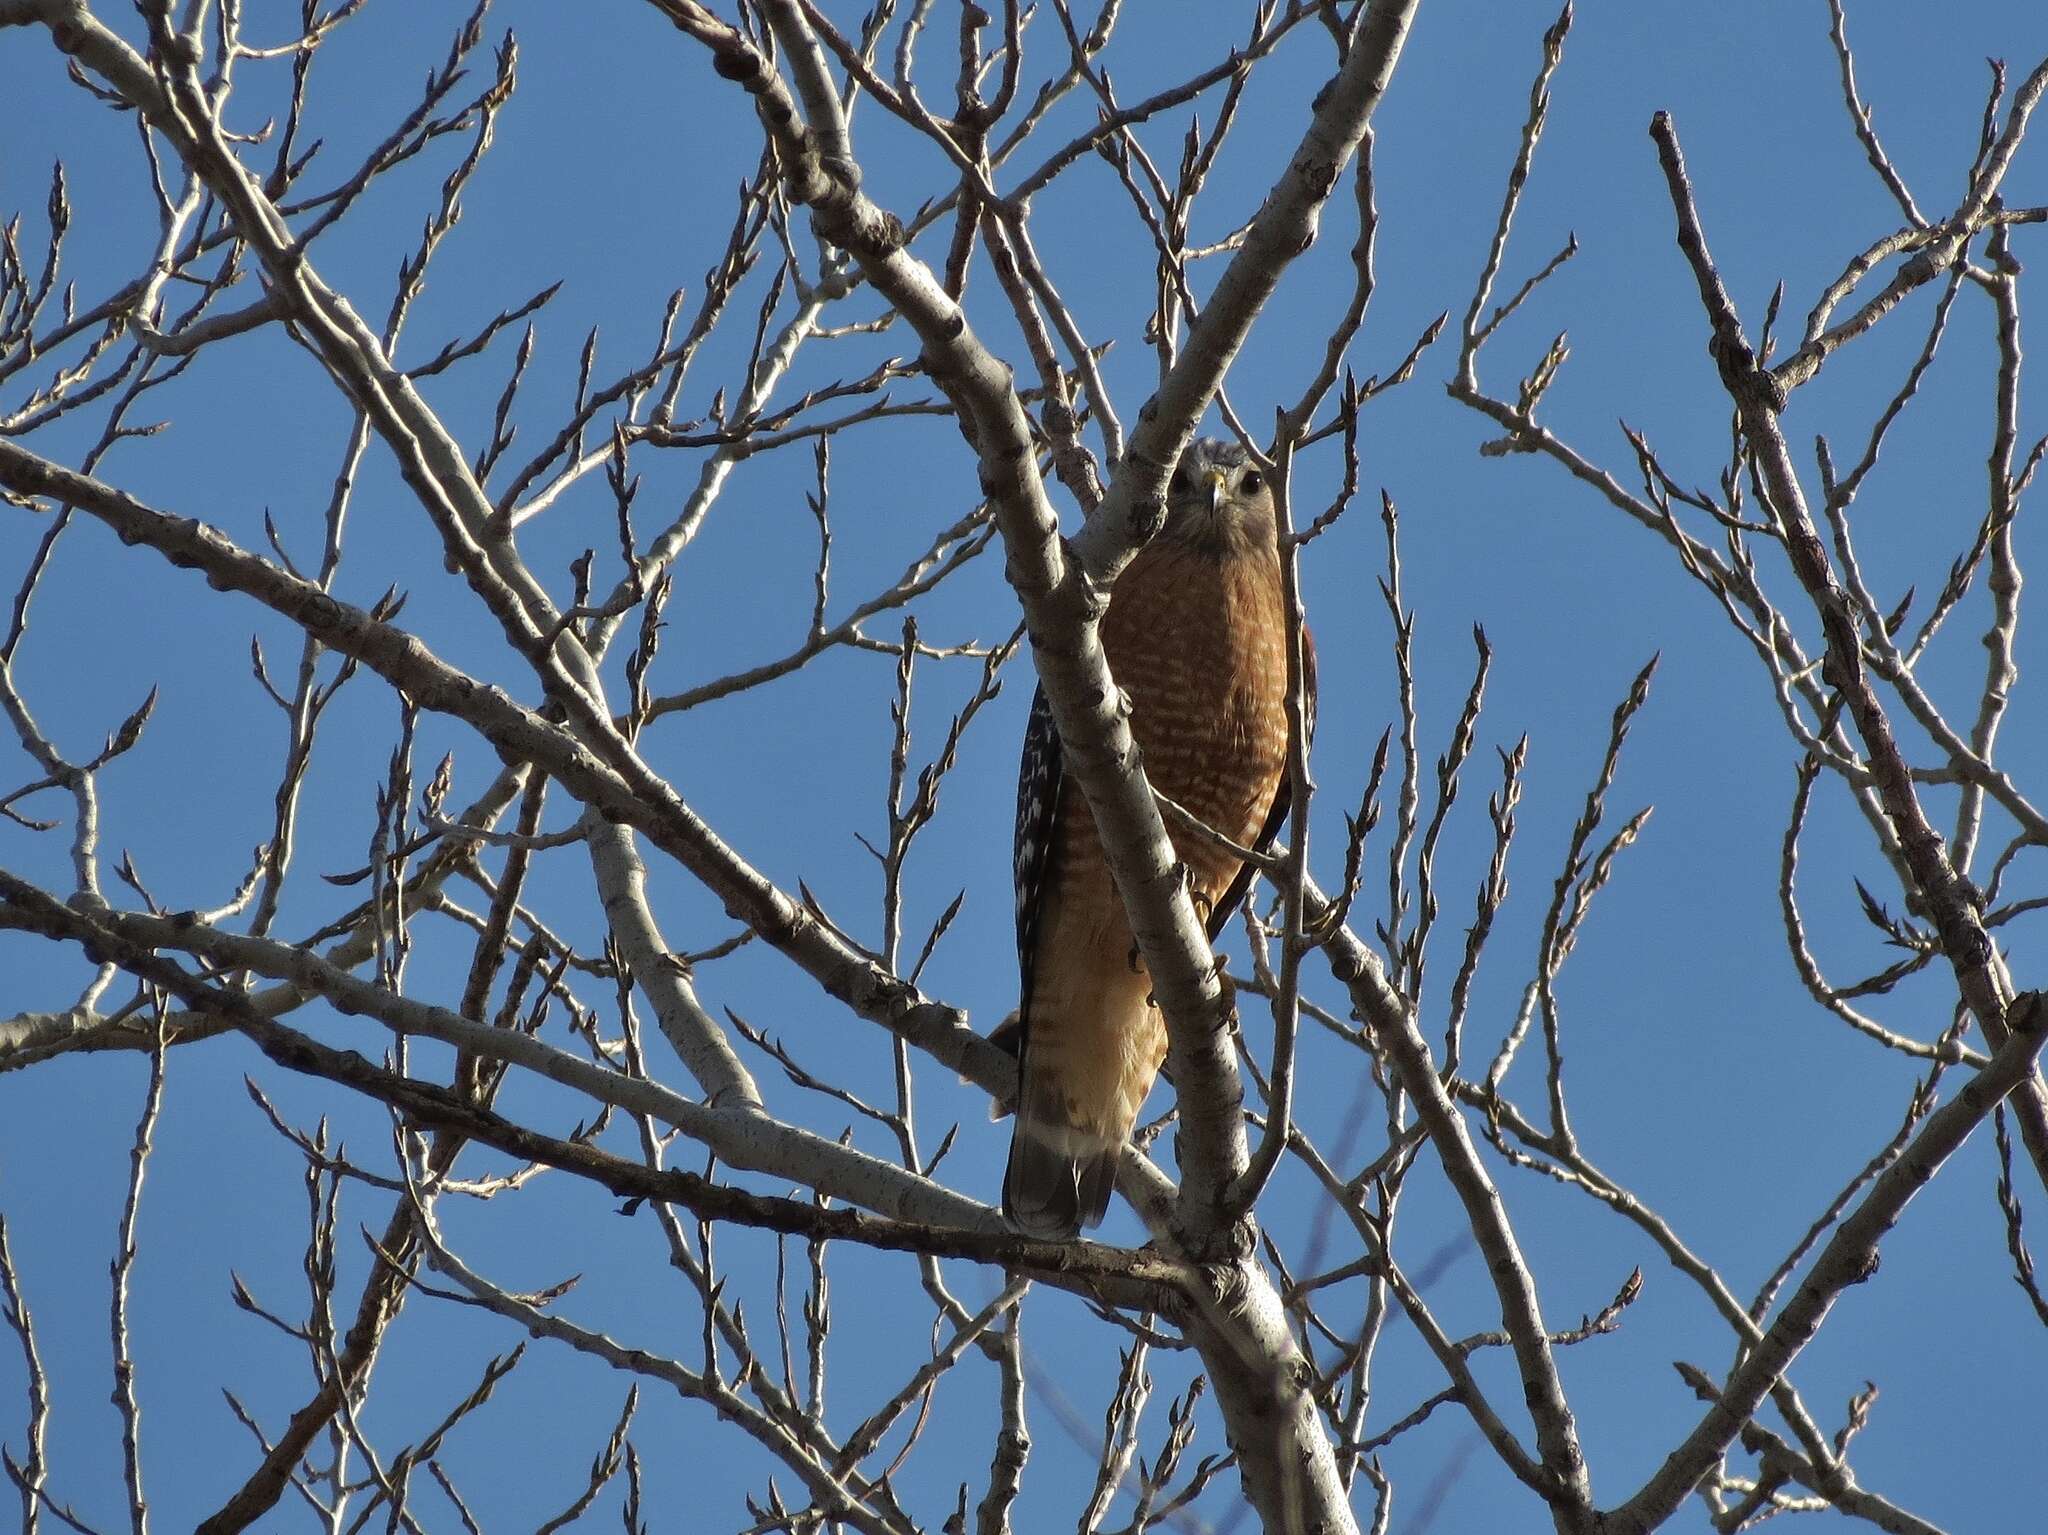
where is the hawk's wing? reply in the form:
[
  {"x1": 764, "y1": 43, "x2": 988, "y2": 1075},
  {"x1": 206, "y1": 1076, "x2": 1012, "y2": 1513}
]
[{"x1": 990, "y1": 683, "x2": 1063, "y2": 1071}]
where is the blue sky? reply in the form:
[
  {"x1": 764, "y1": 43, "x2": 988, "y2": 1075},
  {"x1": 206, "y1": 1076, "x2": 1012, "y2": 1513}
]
[{"x1": 4, "y1": 1, "x2": 2048, "y2": 1530}]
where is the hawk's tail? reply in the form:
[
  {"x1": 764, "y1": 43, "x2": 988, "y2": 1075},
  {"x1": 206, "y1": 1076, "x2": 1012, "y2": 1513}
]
[{"x1": 1002, "y1": 1070, "x2": 1118, "y2": 1240}]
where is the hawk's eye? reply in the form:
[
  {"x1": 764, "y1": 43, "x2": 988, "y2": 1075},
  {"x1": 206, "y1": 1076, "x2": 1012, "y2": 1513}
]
[
  {"x1": 1169, "y1": 467, "x2": 1189, "y2": 495},
  {"x1": 1240, "y1": 469, "x2": 1263, "y2": 494}
]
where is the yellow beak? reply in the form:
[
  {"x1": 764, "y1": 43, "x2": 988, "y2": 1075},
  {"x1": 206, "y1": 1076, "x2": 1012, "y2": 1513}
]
[{"x1": 1203, "y1": 468, "x2": 1227, "y2": 512}]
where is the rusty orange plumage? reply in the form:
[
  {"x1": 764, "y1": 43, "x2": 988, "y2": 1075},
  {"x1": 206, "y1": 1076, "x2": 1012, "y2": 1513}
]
[{"x1": 1002, "y1": 438, "x2": 1314, "y2": 1239}]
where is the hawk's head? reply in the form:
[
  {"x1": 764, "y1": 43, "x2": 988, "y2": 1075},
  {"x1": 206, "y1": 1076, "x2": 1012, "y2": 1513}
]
[{"x1": 1163, "y1": 437, "x2": 1278, "y2": 557}]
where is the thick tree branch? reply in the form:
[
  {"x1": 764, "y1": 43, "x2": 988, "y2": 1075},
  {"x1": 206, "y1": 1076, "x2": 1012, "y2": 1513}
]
[
  {"x1": 1607, "y1": 995, "x2": 2047, "y2": 1531},
  {"x1": 0, "y1": 439, "x2": 1003, "y2": 1093},
  {"x1": 1309, "y1": 877, "x2": 1593, "y2": 1523},
  {"x1": 0, "y1": 869, "x2": 1188, "y2": 1311},
  {"x1": 1649, "y1": 109, "x2": 2048, "y2": 1192}
]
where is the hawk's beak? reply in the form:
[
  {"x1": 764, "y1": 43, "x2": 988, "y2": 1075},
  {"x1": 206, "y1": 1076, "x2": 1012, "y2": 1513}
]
[{"x1": 1203, "y1": 468, "x2": 1227, "y2": 513}]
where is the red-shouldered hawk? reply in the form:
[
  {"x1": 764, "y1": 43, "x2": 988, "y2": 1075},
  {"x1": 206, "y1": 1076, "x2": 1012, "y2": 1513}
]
[{"x1": 1002, "y1": 437, "x2": 1315, "y2": 1239}]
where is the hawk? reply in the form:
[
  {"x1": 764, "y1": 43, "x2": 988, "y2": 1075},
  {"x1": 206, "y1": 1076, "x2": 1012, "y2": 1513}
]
[{"x1": 1002, "y1": 437, "x2": 1314, "y2": 1239}]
